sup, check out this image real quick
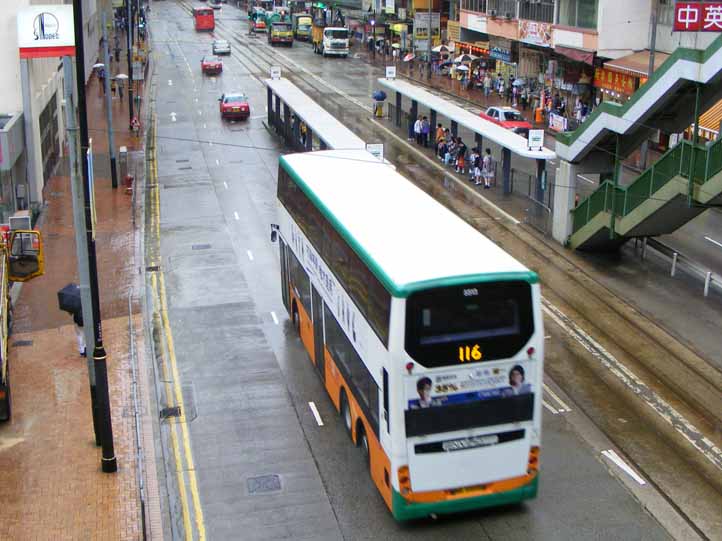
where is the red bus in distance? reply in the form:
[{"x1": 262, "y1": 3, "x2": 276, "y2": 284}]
[{"x1": 193, "y1": 7, "x2": 215, "y2": 31}]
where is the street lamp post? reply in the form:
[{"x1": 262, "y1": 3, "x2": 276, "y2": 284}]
[
  {"x1": 127, "y1": 0, "x2": 134, "y2": 128},
  {"x1": 72, "y1": 0, "x2": 118, "y2": 474}
]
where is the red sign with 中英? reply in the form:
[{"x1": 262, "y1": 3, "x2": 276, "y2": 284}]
[{"x1": 674, "y1": 2, "x2": 722, "y2": 31}]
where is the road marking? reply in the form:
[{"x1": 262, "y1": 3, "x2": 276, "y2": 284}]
[
  {"x1": 168, "y1": 79, "x2": 173, "y2": 86},
  {"x1": 203, "y1": 123, "x2": 207, "y2": 129},
  {"x1": 704, "y1": 236, "x2": 722, "y2": 249},
  {"x1": 578, "y1": 174, "x2": 596, "y2": 184},
  {"x1": 270, "y1": 311, "x2": 279, "y2": 325},
  {"x1": 195, "y1": 97, "x2": 199, "y2": 102},
  {"x1": 309, "y1": 402, "x2": 324, "y2": 426},
  {"x1": 542, "y1": 298, "x2": 722, "y2": 472},
  {"x1": 223, "y1": 181, "x2": 228, "y2": 189},
  {"x1": 170, "y1": 112, "x2": 177, "y2": 122},
  {"x1": 545, "y1": 335, "x2": 551, "y2": 339},
  {"x1": 233, "y1": 211, "x2": 239, "y2": 220},
  {"x1": 543, "y1": 383, "x2": 572, "y2": 413},
  {"x1": 215, "y1": 159, "x2": 220, "y2": 166},
  {"x1": 542, "y1": 400, "x2": 559, "y2": 415},
  {"x1": 198, "y1": 110, "x2": 203, "y2": 115},
  {"x1": 150, "y1": 114, "x2": 207, "y2": 540},
  {"x1": 602, "y1": 449, "x2": 647, "y2": 485},
  {"x1": 247, "y1": 250, "x2": 254, "y2": 261}
]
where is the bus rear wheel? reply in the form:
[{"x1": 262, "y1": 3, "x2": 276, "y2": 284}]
[
  {"x1": 340, "y1": 391, "x2": 352, "y2": 436},
  {"x1": 291, "y1": 302, "x2": 300, "y2": 334},
  {"x1": 357, "y1": 423, "x2": 369, "y2": 465}
]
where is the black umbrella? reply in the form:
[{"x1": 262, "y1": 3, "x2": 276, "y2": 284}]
[{"x1": 58, "y1": 283, "x2": 81, "y2": 314}]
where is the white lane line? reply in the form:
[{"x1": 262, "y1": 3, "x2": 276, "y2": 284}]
[
  {"x1": 203, "y1": 123, "x2": 207, "y2": 129},
  {"x1": 168, "y1": 79, "x2": 173, "y2": 86},
  {"x1": 308, "y1": 402, "x2": 324, "y2": 426},
  {"x1": 545, "y1": 335, "x2": 551, "y2": 340},
  {"x1": 223, "y1": 181, "x2": 228, "y2": 189},
  {"x1": 233, "y1": 211, "x2": 239, "y2": 220},
  {"x1": 578, "y1": 175, "x2": 596, "y2": 184},
  {"x1": 704, "y1": 236, "x2": 722, "y2": 249},
  {"x1": 246, "y1": 250, "x2": 254, "y2": 261},
  {"x1": 215, "y1": 159, "x2": 220, "y2": 166},
  {"x1": 270, "y1": 311, "x2": 279, "y2": 325},
  {"x1": 542, "y1": 401, "x2": 559, "y2": 415},
  {"x1": 602, "y1": 449, "x2": 647, "y2": 485},
  {"x1": 543, "y1": 383, "x2": 572, "y2": 413},
  {"x1": 198, "y1": 110, "x2": 203, "y2": 115},
  {"x1": 170, "y1": 112, "x2": 177, "y2": 122},
  {"x1": 542, "y1": 298, "x2": 722, "y2": 471}
]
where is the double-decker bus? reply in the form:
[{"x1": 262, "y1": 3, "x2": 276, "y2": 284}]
[
  {"x1": 273, "y1": 150, "x2": 543, "y2": 520},
  {"x1": 193, "y1": 6, "x2": 215, "y2": 31}
]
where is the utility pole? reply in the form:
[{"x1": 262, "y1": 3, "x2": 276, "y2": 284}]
[
  {"x1": 102, "y1": 13, "x2": 118, "y2": 189},
  {"x1": 72, "y1": 0, "x2": 118, "y2": 473},
  {"x1": 127, "y1": 0, "x2": 134, "y2": 128},
  {"x1": 640, "y1": 0, "x2": 659, "y2": 170}
]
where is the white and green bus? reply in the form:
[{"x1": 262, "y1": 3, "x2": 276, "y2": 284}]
[{"x1": 273, "y1": 150, "x2": 543, "y2": 521}]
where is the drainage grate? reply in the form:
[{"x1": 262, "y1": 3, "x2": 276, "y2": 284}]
[
  {"x1": 247, "y1": 474, "x2": 282, "y2": 494},
  {"x1": 160, "y1": 406, "x2": 181, "y2": 419},
  {"x1": 12, "y1": 340, "x2": 33, "y2": 347},
  {"x1": 178, "y1": 166, "x2": 192, "y2": 171},
  {"x1": 191, "y1": 244, "x2": 211, "y2": 251},
  {"x1": 175, "y1": 159, "x2": 190, "y2": 163},
  {"x1": 145, "y1": 265, "x2": 160, "y2": 272}
]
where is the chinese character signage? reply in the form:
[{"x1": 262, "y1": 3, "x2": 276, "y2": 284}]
[
  {"x1": 594, "y1": 68, "x2": 637, "y2": 94},
  {"x1": 674, "y1": 2, "x2": 722, "y2": 31}
]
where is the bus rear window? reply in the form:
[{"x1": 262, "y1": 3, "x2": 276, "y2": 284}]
[{"x1": 405, "y1": 281, "x2": 534, "y2": 367}]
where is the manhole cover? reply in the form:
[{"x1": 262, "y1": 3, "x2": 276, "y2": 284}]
[
  {"x1": 247, "y1": 474, "x2": 282, "y2": 494},
  {"x1": 145, "y1": 265, "x2": 160, "y2": 272},
  {"x1": 160, "y1": 406, "x2": 181, "y2": 419},
  {"x1": 192, "y1": 244, "x2": 211, "y2": 251},
  {"x1": 12, "y1": 340, "x2": 33, "y2": 347}
]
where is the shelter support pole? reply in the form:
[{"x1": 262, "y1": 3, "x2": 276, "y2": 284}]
[
  {"x1": 430, "y1": 110, "x2": 437, "y2": 138},
  {"x1": 535, "y1": 159, "x2": 546, "y2": 205},
  {"x1": 275, "y1": 95, "x2": 281, "y2": 132},
  {"x1": 292, "y1": 117, "x2": 300, "y2": 151},
  {"x1": 267, "y1": 88, "x2": 273, "y2": 127},
  {"x1": 395, "y1": 92, "x2": 401, "y2": 127},
  {"x1": 451, "y1": 120, "x2": 458, "y2": 137},
  {"x1": 502, "y1": 147, "x2": 511, "y2": 195},
  {"x1": 306, "y1": 128, "x2": 313, "y2": 151},
  {"x1": 475, "y1": 133, "x2": 482, "y2": 151},
  {"x1": 283, "y1": 103, "x2": 291, "y2": 143},
  {"x1": 552, "y1": 160, "x2": 578, "y2": 245},
  {"x1": 409, "y1": 100, "x2": 418, "y2": 140}
]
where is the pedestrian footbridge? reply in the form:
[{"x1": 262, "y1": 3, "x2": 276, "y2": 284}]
[
  {"x1": 556, "y1": 35, "x2": 722, "y2": 167},
  {"x1": 569, "y1": 138, "x2": 722, "y2": 250}
]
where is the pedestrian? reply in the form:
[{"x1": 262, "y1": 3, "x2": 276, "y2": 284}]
[
  {"x1": 521, "y1": 86, "x2": 529, "y2": 111},
  {"x1": 512, "y1": 85, "x2": 518, "y2": 107},
  {"x1": 444, "y1": 137, "x2": 457, "y2": 165},
  {"x1": 482, "y1": 148, "x2": 494, "y2": 189},
  {"x1": 118, "y1": 80, "x2": 124, "y2": 101},
  {"x1": 468, "y1": 148, "x2": 478, "y2": 181},
  {"x1": 111, "y1": 78, "x2": 117, "y2": 97},
  {"x1": 414, "y1": 115, "x2": 423, "y2": 145},
  {"x1": 98, "y1": 67, "x2": 105, "y2": 96},
  {"x1": 435, "y1": 123, "x2": 444, "y2": 145},
  {"x1": 73, "y1": 308, "x2": 86, "y2": 357},
  {"x1": 421, "y1": 116, "x2": 430, "y2": 148},
  {"x1": 581, "y1": 101, "x2": 589, "y2": 122},
  {"x1": 300, "y1": 122, "x2": 308, "y2": 146},
  {"x1": 455, "y1": 137, "x2": 466, "y2": 174},
  {"x1": 437, "y1": 137, "x2": 447, "y2": 161},
  {"x1": 498, "y1": 77, "x2": 505, "y2": 99},
  {"x1": 483, "y1": 74, "x2": 491, "y2": 97}
]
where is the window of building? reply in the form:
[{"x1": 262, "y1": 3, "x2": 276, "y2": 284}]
[
  {"x1": 487, "y1": 0, "x2": 518, "y2": 17},
  {"x1": 518, "y1": 0, "x2": 555, "y2": 23},
  {"x1": 658, "y1": 0, "x2": 674, "y2": 26},
  {"x1": 558, "y1": 0, "x2": 598, "y2": 29},
  {"x1": 461, "y1": 0, "x2": 487, "y2": 13}
]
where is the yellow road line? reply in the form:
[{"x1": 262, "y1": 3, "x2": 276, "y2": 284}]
[{"x1": 151, "y1": 113, "x2": 207, "y2": 540}]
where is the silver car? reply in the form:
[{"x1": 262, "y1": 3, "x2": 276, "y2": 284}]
[{"x1": 212, "y1": 39, "x2": 231, "y2": 55}]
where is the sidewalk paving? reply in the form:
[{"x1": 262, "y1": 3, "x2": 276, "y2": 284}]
[{"x1": 0, "y1": 72, "x2": 159, "y2": 540}]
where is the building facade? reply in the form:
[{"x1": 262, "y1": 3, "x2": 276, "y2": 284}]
[{"x1": 0, "y1": 0, "x2": 104, "y2": 224}]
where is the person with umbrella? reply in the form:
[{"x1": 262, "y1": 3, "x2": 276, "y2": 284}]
[{"x1": 58, "y1": 283, "x2": 86, "y2": 357}]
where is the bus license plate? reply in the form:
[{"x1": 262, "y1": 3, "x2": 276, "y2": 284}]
[
  {"x1": 232, "y1": 107, "x2": 240, "y2": 112},
  {"x1": 442, "y1": 434, "x2": 499, "y2": 452}
]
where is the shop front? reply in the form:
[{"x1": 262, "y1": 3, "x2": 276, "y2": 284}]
[{"x1": 489, "y1": 36, "x2": 517, "y2": 79}]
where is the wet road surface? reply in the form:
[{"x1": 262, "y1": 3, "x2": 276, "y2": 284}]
[{"x1": 143, "y1": 2, "x2": 720, "y2": 539}]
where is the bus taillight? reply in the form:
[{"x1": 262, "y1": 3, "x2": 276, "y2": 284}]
[{"x1": 398, "y1": 465, "x2": 411, "y2": 494}]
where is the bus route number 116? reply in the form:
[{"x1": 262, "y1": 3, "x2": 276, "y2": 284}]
[{"x1": 458, "y1": 344, "x2": 482, "y2": 362}]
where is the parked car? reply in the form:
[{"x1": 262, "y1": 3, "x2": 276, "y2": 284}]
[
  {"x1": 212, "y1": 39, "x2": 231, "y2": 55},
  {"x1": 219, "y1": 93, "x2": 250, "y2": 120},
  {"x1": 479, "y1": 106, "x2": 532, "y2": 137},
  {"x1": 201, "y1": 55, "x2": 223, "y2": 75}
]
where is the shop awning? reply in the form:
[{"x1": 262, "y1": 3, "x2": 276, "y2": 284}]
[
  {"x1": 604, "y1": 50, "x2": 670, "y2": 78},
  {"x1": 555, "y1": 45, "x2": 595, "y2": 65},
  {"x1": 697, "y1": 98, "x2": 722, "y2": 139}
]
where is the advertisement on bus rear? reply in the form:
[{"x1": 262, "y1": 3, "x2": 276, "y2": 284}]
[{"x1": 406, "y1": 363, "x2": 533, "y2": 409}]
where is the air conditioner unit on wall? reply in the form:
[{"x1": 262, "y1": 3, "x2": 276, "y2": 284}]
[
  {"x1": 490, "y1": 9, "x2": 497, "y2": 17},
  {"x1": 505, "y1": 12, "x2": 512, "y2": 19}
]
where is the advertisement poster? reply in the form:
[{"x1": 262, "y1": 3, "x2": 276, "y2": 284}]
[
  {"x1": 518, "y1": 20, "x2": 552, "y2": 47},
  {"x1": 673, "y1": 2, "x2": 722, "y2": 31},
  {"x1": 406, "y1": 364, "x2": 532, "y2": 410}
]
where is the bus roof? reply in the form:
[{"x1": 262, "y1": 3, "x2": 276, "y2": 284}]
[{"x1": 280, "y1": 150, "x2": 536, "y2": 297}]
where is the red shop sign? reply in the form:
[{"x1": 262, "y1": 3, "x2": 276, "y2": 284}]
[{"x1": 674, "y1": 2, "x2": 722, "y2": 31}]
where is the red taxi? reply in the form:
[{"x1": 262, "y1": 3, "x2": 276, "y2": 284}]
[
  {"x1": 201, "y1": 55, "x2": 223, "y2": 75},
  {"x1": 479, "y1": 106, "x2": 533, "y2": 138},
  {"x1": 219, "y1": 93, "x2": 250, "y2": 120}
]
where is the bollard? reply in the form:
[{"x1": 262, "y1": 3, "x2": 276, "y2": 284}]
[
  {"x1": 671, "y1": 253, "x2": 678, "y2": 277},
  {"x1": 704, "y1": 271, "x2": 711, "y2": 297},
  {"x1": 119, "y1": 146, "x2": 128, "y2": 180}
]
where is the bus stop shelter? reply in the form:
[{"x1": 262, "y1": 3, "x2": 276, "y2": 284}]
[
  {"x1": 265, "y1": 78, "x2": 366, "y2": 152},
  {"x1": 377, "y1": 77, "x2": 556, "y2": 200}
]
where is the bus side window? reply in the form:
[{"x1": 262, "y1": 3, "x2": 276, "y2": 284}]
[
  {"x1": 8, "y1": 230, "x2": 44, "y2": 282},
  {"x1": 383, "y1": 368, "x2": 389, "y2": 432}
]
